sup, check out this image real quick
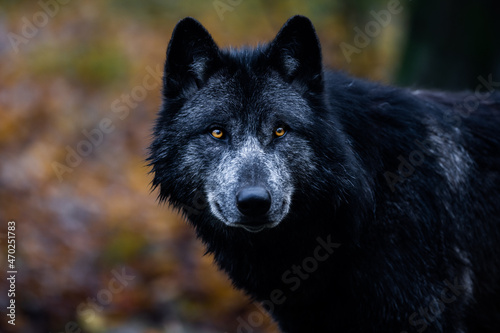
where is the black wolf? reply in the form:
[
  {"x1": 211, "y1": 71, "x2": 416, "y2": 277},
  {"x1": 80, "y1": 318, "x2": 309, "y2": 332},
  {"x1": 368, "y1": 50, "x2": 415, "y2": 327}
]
[{"x1": 148, "y1": 15, "x2": 500, "y2": 332}]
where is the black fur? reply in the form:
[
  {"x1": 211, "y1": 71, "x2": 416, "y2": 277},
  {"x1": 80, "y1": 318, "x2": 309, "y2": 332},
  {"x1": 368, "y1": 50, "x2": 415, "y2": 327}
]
[{"x1": 149, "y1": 16, "x2": 500, "y2": 332}]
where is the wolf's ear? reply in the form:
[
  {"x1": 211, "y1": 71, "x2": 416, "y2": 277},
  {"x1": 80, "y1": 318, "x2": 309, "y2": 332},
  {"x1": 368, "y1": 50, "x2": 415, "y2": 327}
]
[
  {"x1": 163, "y1": 17, "x2": 221, "y2": 98},
  {"x1": 268, "y1": 16, "x2": 323, "y2": 90}
]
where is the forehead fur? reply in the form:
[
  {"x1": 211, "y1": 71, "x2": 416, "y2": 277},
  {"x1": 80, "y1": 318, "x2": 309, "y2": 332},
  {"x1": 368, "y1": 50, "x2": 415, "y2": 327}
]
[{"x1": 176, "y1": 64, "x2": 314, "y2": 131}]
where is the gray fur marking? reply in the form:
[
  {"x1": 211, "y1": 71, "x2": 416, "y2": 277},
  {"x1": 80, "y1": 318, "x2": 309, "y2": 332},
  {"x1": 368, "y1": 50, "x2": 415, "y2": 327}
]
[
  {"x1": 206, "y1": 137, "x2": 294, "y2": 229},
  {"x1": 427, "y1": 126, "x2": 473, "y2": 190}
]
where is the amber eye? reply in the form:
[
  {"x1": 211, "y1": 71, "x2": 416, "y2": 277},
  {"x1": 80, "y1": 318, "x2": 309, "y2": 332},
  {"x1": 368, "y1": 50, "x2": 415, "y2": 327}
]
[
  {"x1": 210, "y1": 128, "x2": 225, "y2": 139},
  {"x1": 274, "y1": 127, "x2": 286, "y2": 138}
]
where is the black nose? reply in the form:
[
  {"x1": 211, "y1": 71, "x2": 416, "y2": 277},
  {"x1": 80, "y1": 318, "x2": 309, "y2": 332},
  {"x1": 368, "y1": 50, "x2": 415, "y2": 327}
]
[{"x1": 236, "y1": 186, "x2": 272, "y2": 217}]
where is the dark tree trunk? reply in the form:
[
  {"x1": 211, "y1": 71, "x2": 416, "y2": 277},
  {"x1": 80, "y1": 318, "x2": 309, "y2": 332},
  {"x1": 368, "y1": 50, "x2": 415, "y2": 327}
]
[{"x1": 397, "y1": 0, "x2": 500, "y2": 90}]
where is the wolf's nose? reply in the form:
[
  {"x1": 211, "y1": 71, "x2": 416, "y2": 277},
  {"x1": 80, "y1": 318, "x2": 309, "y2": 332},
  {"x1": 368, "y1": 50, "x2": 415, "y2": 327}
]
[{"x1": 236, "y1": 186, "x2": 271, "y2": 217}]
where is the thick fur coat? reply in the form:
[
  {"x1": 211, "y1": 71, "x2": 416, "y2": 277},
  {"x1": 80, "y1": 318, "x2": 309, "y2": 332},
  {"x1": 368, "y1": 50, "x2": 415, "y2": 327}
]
[{"x1": 149, "y1": 16, "x2": 500, "y2": 332}]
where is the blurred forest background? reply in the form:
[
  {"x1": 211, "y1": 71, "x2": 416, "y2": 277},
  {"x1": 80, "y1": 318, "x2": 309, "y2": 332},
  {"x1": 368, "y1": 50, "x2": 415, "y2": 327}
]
[{"x1": 0, "y1": 0, "x2": 499, "y2": 332}]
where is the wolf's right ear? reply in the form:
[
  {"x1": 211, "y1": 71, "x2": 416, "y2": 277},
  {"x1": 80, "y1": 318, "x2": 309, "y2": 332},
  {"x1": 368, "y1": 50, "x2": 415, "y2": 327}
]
[
  {"x1": 163, "y1": 17, "x2": 221, "y2": 98},
  {"x1": 268, "y1": 16, "x2": 323, "y2": 91}
]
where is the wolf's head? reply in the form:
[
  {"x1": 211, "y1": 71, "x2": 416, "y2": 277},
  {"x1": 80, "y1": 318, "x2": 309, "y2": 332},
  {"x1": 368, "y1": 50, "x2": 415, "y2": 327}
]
[{"x1": 149, "y1": 16, "x2": 357, "y2": 234}]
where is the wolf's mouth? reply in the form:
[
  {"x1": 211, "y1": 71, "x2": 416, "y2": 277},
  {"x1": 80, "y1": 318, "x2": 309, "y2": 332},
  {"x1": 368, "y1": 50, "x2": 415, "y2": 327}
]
[
  {"x1": 233, "y1": 219, "x2": 280, "y2": 233},
  {"x1": 237, "y1": 224, "x2": 268, "y2": 233},
  {"x1": 207, "y1": 189, "x2": 290, "y2": 232},
  {"x1": 213, "y1": 200, "x2": 279, "y2": 232}
]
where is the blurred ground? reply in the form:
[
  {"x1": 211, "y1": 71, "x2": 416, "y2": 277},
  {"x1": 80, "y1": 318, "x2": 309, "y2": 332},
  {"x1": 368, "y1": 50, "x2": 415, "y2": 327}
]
[{"x1": 0, "y1": 1, "x2": 404, "y2": 332}]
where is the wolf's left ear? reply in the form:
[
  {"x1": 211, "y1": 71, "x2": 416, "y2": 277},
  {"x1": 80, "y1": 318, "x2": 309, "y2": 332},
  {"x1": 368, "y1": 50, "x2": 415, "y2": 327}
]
[
  {"x1": 268, "y1": 16, "x2": 323, "y2": 90},
  {"x1": 163, "y1": 17, "x2": 221, "y2": 98}
]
